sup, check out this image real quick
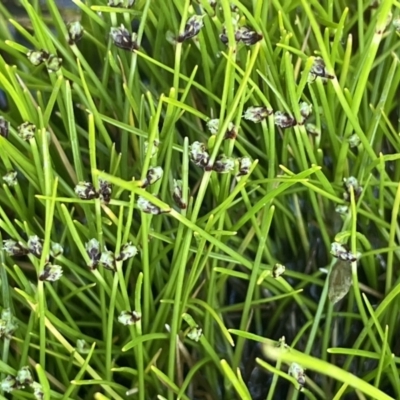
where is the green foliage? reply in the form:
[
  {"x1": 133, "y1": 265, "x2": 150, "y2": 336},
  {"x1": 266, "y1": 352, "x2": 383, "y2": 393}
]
[{"x1": 0, "y1": 0, "x2": 400, "y2": 399}]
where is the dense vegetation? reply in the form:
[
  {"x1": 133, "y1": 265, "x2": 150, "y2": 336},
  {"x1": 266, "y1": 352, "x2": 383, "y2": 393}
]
[{"x1": 0, "y1": 0, "x2": 400, "y2": 399}]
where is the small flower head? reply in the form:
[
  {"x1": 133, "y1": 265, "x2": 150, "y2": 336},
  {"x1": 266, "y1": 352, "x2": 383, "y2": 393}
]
[
  {"x1": 206, "y1": 118, "x2": 220, "y2": 134},
  {"x1": 28, "y1": 235, "x2": 43, "y2": 258},
  {"x1": 98, "y1": 179, "x2": 112, "y2": 203},
  {"x1": 299, "y1": 102, "x2": 312, "y2": 121},
  {"x1": 206, "y1": 119, "x2": 237, "y2": 139},
  {"x1": 305, "y1": 123, "x2": 320, "y2": 136},
  {"x1": 0, "y1": 308, "x2": 18, "y2": 338},
  {"x1": 75, "y1": 181, "x2": 97, "y2": 200},
  {"x1": 50, "y1": 242, "x2": 63, "y2": 258},
  {"x1": 224, "y1": 122, "x2": 237, "y2": 139},
  {"x1": 272, "y1": 263, "x2": 285, "y2": 278},
  {"x1": 187, "y1": 326, "x2": 203, "y2": 342},
  {"x1": 108, "y1": 0, "x2": 135, "y2": 7},
  {"x1": 68, "y1": 21, "x2": 84, "y2": 44},
  {"x1": 237, "y1": 157, "x2": 252, "y2": 177},
  {"x1": 243, "y1": 106, "x2": 272, "y2": 123},
  {"x1": 0, "y1": 375, "x2": 16, "y2": 393},
  {"x1": 0, "y1": 116, "x2": 10, "y2": 138},
  {"x1": 393, "y1": 17, "x2": 400, "y2": 32},
  {"x1": 85, "y1": 238, "x2": 101, "y2": 269},
  {"x1": 39, "y1": 263, "x2": 63, "y2": 282},
  {"x1": 343, "y1": 176, "x2": 363, "y2": 201},
  {"x1": 118, "y1": 310, "x2": 141, "y2": 325},
  {"x1": 3, "y1": 170, "x2": 18, "y2": 187},
  {"x1": 137, "y1": 196, "x2": 162, "y2": 215},
  {"x1": 27, "y1": 50, "x2": 49, "y2": 66},
  {"x1": 143, "y1": 166, "x2": 163, "y2": 188},
  {"x1": 236, "y1": 26, "x2": 263, "y2": 45},
  {"x1": 99, "y1": 248, "x2": 115, "y2": 271},
  {"x1": 308, "y1": 57, "x2": 334, "y2": 81},
  {"x1": 348, "y1": 134, "x2": 361, "y2": 148},
  {"x1": 178, "y1": 15, "x2": 204, "y2": 42},
  {"x1": 189, "y1": 141, "x2": 210, "y2": 169},
  {"x1": 274, "y1": 111, "x2": 296, "y2": 129},
  {"x1": 17, "y1": 122, "x2": 36, "y2": 141},
  {"x1": 46, "y1": 54, "x2": 63, "y2": 72},
  {"x1": 212, "y1": 154, "x2": 235, "y2": 174},
  {"x1": 32, "y1": 381, "x2": 44, "y2": 400},
  {"x1": 116, "y1": 242, "x2": 138, "y2": 261},
  {"x1": 110, "y1": 25, "x2": 139, "y2": 51},
  {"x1": 3, "y1": 239, "x2": 29, "y2": 256},
  {"x1": 335, "y1": 205, "x2": 349, "y2": 215},
  {"x1": 144, "y1": 139, "x2": 159, "y2": 158},
  {"x1": 330, "y1": 242, "x2": 358, "y2": 262},
  {"x1": 173, "y1": 179, "x2": 186, "y2": 209},
  {"x1": 288, "y1": 363, "x2": 306, "y2": 389},
  {"x1": 16, "y1": 366, "x2": 33, "y2": 388},
  {"x1": 76, "y1": 339, "x2": 90, "y2": 354}
]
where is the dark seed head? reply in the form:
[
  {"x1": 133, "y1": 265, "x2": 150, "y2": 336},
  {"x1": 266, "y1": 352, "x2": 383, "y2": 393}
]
[
  {"x1": 0, "y1": 117, "x2": 9, "y2": 138},
  {"x1": 274, "y1": 111, "x2": 297, "y2": 129},
  {"x1": 110, "y1": 25, "x2": 139, "y2": 51},
  {"x1": 236, "y1": 26, "x2": 263, "y2": 45},
  {"x1": 118, "y1": 310, "x2": 141, "y2": 325},
  {"x1": 74, "y1": 181, "x2": 97, "y2": 200},
  {"x1": 178, "y1": 15, "x2": 204, "y2": 42},
  {"x1": 189, "y1": 141, "x2": 210, "y2": 168},
  {"x1": 98, "y1": 179, "x2": 112, "y2": 203}
]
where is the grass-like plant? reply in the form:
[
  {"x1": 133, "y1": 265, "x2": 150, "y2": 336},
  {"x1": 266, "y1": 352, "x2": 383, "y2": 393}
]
[{"x1": 0, "y1": 0, "x2": 400, "y2": 399}]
